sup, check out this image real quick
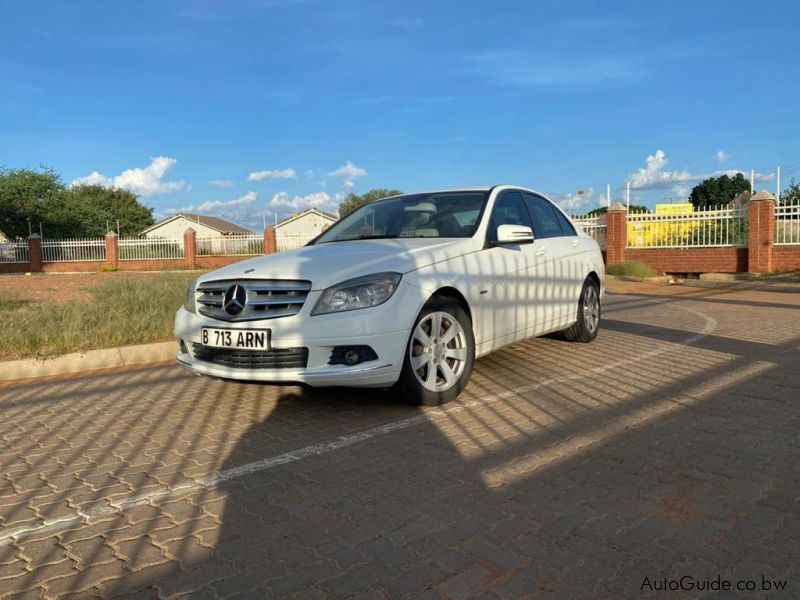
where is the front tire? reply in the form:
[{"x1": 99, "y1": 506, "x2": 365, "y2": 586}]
[
  {"x1": 563, "y1": 278, "x2": 601, "y2": 343},
  {"x1": 393, "y1": 297, "x2": 475, "y2": 406}
]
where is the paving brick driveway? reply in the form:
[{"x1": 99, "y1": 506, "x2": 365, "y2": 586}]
[{"x1": 1, "y1": 283, "x2": 798, "y2": 599}]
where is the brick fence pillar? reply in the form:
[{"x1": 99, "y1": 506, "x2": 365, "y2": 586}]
[
  {"x1": 27, "y1": 234, "x2": 42, "y2": 272},
  {"x1": 184, "y1": 228, "x2": 197, "y2": 269},
  {"x1": 605, "y1": 202, "x2": 627, "y2": 265},
  {"x1": 105, "y1": 232, "x2": 119, "y2": 269},
  {"x1": 748, "y1": 190, "x2": 776, "y2": 274},
  {"x1": 264, "y1": 227, "x2": 277, "y2": 254}
]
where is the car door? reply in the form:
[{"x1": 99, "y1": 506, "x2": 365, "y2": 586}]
[
  {"x1": 477, "y1": 190, "x2": 540, "y2": 345},
  {"x1": 522, "y1": 193, "x2": 571, "y2": 330}
]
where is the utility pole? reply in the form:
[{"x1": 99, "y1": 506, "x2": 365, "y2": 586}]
[
  {"x1": 626, "y1": 181, "x2": 631, "y2": 212},
  {"x1": 776, "y1": 166, "x2": 781, "y2": 204}
]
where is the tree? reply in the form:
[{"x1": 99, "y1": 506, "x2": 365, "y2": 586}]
[
  {"x1": 337, "y1": 188, "x2": 402, "y2": 218},
  {"x1": 60, "y1": 185, "x2": 154, "y2": 236},
  {"x1": 0, "y1": 167, "x2": 155, "y2": 238},
  {"x1": 0, "y1": 167, "x2": 63, "y2": 238},
  {"x1": 689, "y1": 173, "x2": 750, "y2": 209},
  {"x1": 781, "y1": 180, "x2": 800, "y2": 205}
]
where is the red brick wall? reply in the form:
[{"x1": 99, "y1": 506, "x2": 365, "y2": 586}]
[
  {"x1": 0, "y1": 263, "x2": 28, "y2": 274},
  {"x1": 196, "y1": 255, "x2": 252, "y2": 269},
  {"x1": 41, "y1": 261, "x2": 109, "y2": 273},
  {"x1": 773, "y1": 246, "x2": 800, "y2": 272},
  {"x1": 748, "y1": 199, "x2": 775, "y2": 273},
  {"x1": 626, "y1": 247, "x2": 748, "y2": 274}
]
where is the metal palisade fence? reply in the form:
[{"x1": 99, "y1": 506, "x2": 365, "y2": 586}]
[
  {"x1": 627, "y1": 207, "x2": 748, "y2": 248},
  {"x1": 775, "y1": 203, "x2": 800, "y2": 245},
  {"x1": 276, "y1": 233, "x2": 311, "y2": 252},
  {"x1": 572, "y1": 216, "x2": 607, "y2": 250},
  {"x1": 0, "y1": 239, "x2": 29, "y2": 263},
  {"x1": 119, "y1": 237, "x2": 184, "y2": 260},
  {"x1": 41, "y1": 238, "x2": 106, "y2": 262},
  {"x1": 196, "y1": 233, "x2": 264, "y2": 256}
]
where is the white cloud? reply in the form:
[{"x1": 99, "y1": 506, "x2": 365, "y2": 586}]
[
  {"x1": 672, "y1": 184, "x2": 690, "y2": 199},
  {"x1": 71, "y1": 156, "x2": 186, "y2": 197},
  {"x1": 715, "y1": 150, "x2": 730, "y2": 163},
  {"x1": 550, "y1": 188, "x2": 596, "y2": 212},
  {"x1": 269, "y1": 191, "x2": 335, "y2": 212},
  {"x1": 209, "y1": 179, "x2": 234, "y2": 188},
  {"x1": 248, "y1": 168, "x2": 297, "y2": 181},
  {"x1": 328, "y1": 161, "x2": 367, "y2": 179},
  {"x1": 166, "y1": 191, "x2": 258, "y2": 215},
  {"x1": 627, "y1": 150, "x2": 694, "y2": 190}
]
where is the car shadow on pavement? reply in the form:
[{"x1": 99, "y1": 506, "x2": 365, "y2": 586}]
[{"x1": 101, "y1": 293, "x2": 800, "y2": 597}]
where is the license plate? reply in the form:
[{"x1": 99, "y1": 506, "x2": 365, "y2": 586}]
[{"x1": 201, "y1": 328, "x2": 271, "y2": 350}]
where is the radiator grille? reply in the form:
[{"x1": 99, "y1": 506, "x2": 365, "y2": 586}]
[
  {"x1": 192, "y1": 345, "x2": 309, "y2": 369},
  {"x1": 196, "y1": 279, "x2": 312, "y2": 322}
]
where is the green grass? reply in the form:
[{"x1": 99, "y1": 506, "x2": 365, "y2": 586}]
[
  {"x1": 605, "y1": 261, "x2": 661, "y2": 278},
  {"x1": 0, "y1": 272, "x2": 197, "y2": 360}
]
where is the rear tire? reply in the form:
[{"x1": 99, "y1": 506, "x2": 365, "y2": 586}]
[
  {"x1": 563, "y1": 279, "x2": 601, "y2": 343},
  {"x1": 392, "y1": 296, "x2": 475, "y2": 406}
]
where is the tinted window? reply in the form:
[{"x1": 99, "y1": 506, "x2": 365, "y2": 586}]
[
  {"x1": 488, "y1": 191, "x2": 533, "y2": 242},
  {"x1": 523, "y1": 193, "x2": 563, "y2": 238},
  {"x1": 552, "y1": 206, "x2": 577, "y2": 236}
]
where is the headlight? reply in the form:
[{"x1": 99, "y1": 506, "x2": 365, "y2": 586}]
[
  {"x1": 311, "y1": 272, "x2": 402, "y2": 316},
  {"x1": 184, "y1": 280, "x2": 197, "y2": 313}
]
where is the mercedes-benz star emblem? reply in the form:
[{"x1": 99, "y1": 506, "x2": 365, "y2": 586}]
[{"x1": 223, "y1": 284, "x2": 247, "y2": 316}]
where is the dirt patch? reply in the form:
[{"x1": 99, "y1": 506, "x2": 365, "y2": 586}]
[{"x1": 0, "y1": 271, "x2": 201, "y2": 304}]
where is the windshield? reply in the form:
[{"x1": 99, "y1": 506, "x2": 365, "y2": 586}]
[{"x1": 314, "y1": 191, "x2": 488, "y2": 243}]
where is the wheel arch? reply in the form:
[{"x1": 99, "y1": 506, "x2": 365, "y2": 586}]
[
  {"x1": 586, "y1": 270, "x2": 601, "y2": 290},
  {"x1": 429, "y1": 286, "x2": 472, "y2": 323}
]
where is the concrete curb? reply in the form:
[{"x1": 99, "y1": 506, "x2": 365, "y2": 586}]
[
  {"x1": 606, "y1": 274, "x2": 673, "y2": 284},
  {"x1": 0, "y1": 341, "x2": 177, "y2": 382},
  {"x1": 676, "y1": 279, "x2": 800, "y2": 293}
]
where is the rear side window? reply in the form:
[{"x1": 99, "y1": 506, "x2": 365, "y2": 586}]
[
  {"x1": 523, "y1": 193, "x2": 562, "y2": 238},
  {"x1": 488, "y1": 191, "x2": 533, "y2": 242},
  {"x1": 552, "y1": 205, "x2": 577, "y2": 236}
]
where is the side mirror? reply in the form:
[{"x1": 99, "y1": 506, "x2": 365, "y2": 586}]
[{"x1": 495, "y1": 224, "x2": 534, "y2": 245}]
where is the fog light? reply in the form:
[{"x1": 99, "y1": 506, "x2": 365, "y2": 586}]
[
  {"x1": 328, "y1": 345, "x2": 378, "y2": 366},
  {"x1": 179, "y1": 339, "x2": 188, "y2": 354}
]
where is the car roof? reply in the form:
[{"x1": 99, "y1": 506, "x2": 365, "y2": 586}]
[{"x1": 388, "y1": 185, "x2": 551, "y2": 198}]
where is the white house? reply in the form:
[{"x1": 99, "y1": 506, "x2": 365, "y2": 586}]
[
  {"x1": 142, "y1": 213, "x2": 255, "y2": 255},
  {"x1": 142, "y1": 213, "x2": 253, "y2": 239},
  {"x1": 275, "y1": 208, "x2": 338, "y2": 250}
]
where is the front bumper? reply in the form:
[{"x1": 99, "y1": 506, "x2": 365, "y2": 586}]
[{"x1": 173, "y1": 286, "x2": 424, "y2": 387}]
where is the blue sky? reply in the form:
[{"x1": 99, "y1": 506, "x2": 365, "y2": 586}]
[{"x1": 2, "y1": 0, "x2": 799, "y2": 229}]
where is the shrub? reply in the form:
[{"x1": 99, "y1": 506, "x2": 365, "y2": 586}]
[{"x1": 605, "y1": 261, "x2": 660, "y2": 278}]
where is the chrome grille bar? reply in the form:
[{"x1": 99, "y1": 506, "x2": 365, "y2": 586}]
[{"x1": 197, "y1": 279, "x2": 312, "y2": 322}]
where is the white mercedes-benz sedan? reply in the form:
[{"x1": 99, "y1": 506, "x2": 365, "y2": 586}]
[{"x1": 175, "y1": 186, "x2": 604, "y2": 405}]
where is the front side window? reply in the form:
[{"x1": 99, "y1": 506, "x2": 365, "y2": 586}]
[
  {"x1": 314, "y1": 192, "x2": 488, "y2": 243},
  {"x1": 487, "y1": 191, "x2": 533, "y2": 243},
  {"x1": 523, "y1": 193, "x2": 563, "y2": 238}
]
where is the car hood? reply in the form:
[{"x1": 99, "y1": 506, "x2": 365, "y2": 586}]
[{"x1": 197, "y1": 238, "x2": 477, "y2": 289}]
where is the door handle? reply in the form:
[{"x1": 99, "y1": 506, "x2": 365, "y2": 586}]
[
  {"x1": 536, "y1": 246, "x2": 548, "y2": 256},
  {"x1": 572, "y1": 239, "x2": 582, "y2": 247}
]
